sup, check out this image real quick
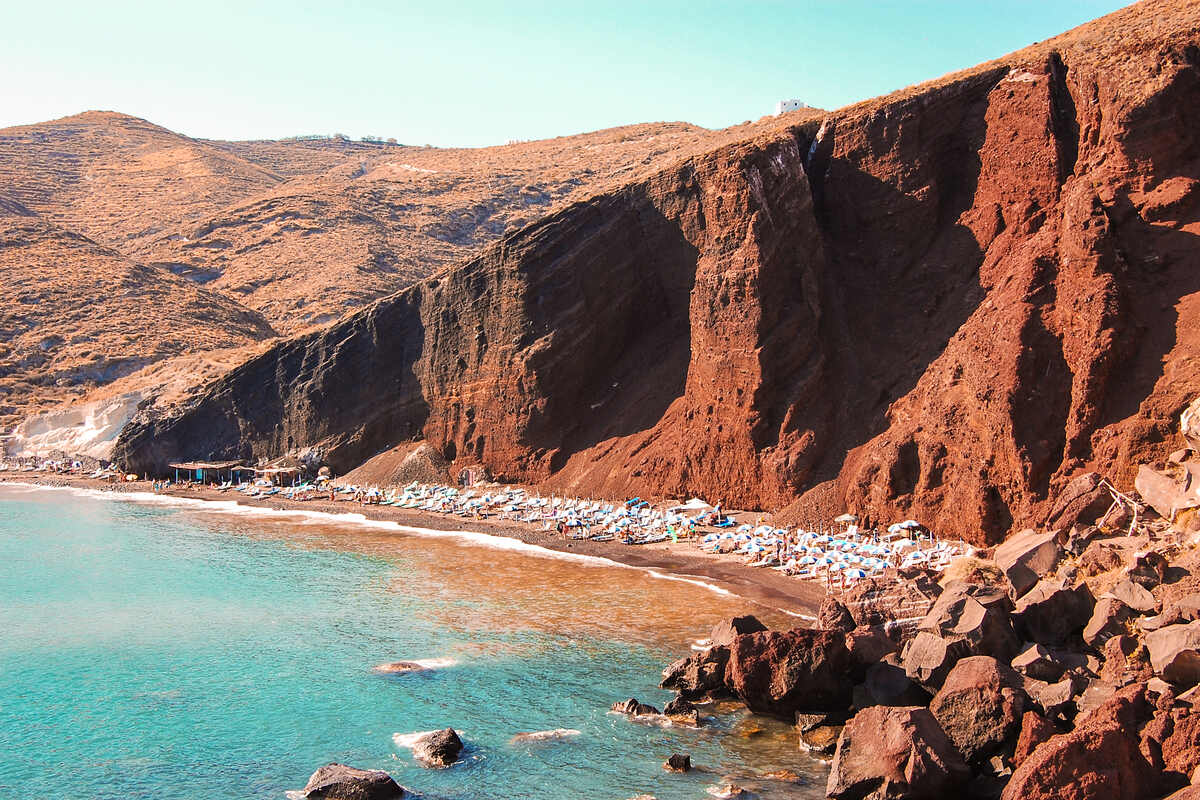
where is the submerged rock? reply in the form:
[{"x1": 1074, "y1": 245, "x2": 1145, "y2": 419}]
[
  {"x1": 611, "y1": 698, "x2": 661, "y2": 717},
  {"x1": 663, "y1": 753, "x2": 691, "y2": 772},
  {"x1": 302, "y1": 763, "x2": 405, "y2": 799}
]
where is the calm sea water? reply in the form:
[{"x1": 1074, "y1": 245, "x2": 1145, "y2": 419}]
[{"x1": 0, "y1": 484, "x2": 826, "y2": 799}]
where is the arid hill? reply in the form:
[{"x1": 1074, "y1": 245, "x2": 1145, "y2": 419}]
[
  {"x1": 0, "y1": 197, "x2": 275, "y2": 423},
  {"x1": 112, "y1": 0, "x2": 1200, "y2": 546},
  {"x1": 0, "y1": 110, "x2": 786, "y2": 426}
]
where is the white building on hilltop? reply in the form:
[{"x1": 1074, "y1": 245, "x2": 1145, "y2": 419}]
[{"x1": 774, "y1": 98, "x2": 809, "y2": 115}]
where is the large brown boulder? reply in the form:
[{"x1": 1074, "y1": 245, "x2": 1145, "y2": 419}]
[
  {"x1": 915, "y1": 582, "x2": 1021, "y2": 663},
  {"x1": 1011, "y1": 643, "x2": 1066, "y2": 682},
  {"x1": 660, "y1": 644, "x2": 730, "y2": 699},
  {"x1": 1022, "y1": 675, "x2": 1080, "y2": 720},
  {"x1": 302, "y1": 764, "x2": 405, "y2": 799},
  {"x1": 1012, "y1": 580, "x2": 1095, "y2": 646},
  {"x1": 819, "y1": 598, "x2": 858, "y2": 632},
  {"x1": 1147, "y1": 621, "x2": 1200, "y2": 687},
  {"x1": 1044, "y1": 472, "x2": 1113, "y2": 532},
  {"x1": 995, "y1": 529, "x2": 1064, "y2": 598},
  {"x1": 826, "y1": 705, "x2": 970, "y2": 799},
  {"x1": 929, "y1": 656, "x2": 1027, "y2": 764},
  {"x1": 846, "y1": 625, "x2": 899, "y2": 675},
  {"x1": 709, "y1": 615, "x2": 767, "y2": 647},
  {"x1": 725, "y1": 629, "x2": 853, "y2": 718},
  {"x1": 1001, "y1": 685, "x2": 1163, "y2": 800},
  {"x1": 1104, "y1": 579, "x2": 1158, "y2": 614}
]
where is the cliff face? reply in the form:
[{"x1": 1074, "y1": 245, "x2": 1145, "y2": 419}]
[{"x1": 115, "y1": 0, "x2": 1200, "y2": 545}]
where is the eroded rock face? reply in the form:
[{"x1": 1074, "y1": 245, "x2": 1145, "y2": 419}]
[
  {"x1": 725, "y1": 629, "x2": 853, "y2": 718},
  {"x1": 112, "y1": 3, "x2": 1200, "y2": 545},
  {"x1": 1001, "y1": 686, "x2": 1163, "y2": 800},
  {"x1": 827, "y1": 705, "x2": 970, "y2": 800},
  {"x1": 302, "y1": 763, "x2": 405, "y2": 799}
]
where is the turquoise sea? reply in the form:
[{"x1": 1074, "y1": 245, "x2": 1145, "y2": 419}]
[{"x1": 0, "y1": 484, "x2": 826, "y2": 799}]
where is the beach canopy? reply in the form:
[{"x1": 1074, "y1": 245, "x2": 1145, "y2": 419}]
[
  {"x1": 668, "y1": 498, "x2": 714, "y2": 512},
  {"x1": 834, "y1": 513, "x2": 858, "y2": 523},
  {"x1": 168, "y1": 461, "x2": 245, "y2": 471}
]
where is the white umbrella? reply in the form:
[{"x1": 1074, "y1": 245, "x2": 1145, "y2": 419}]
[{"x1": 834, "y1": 513, "x2": 858, "y2": 523}]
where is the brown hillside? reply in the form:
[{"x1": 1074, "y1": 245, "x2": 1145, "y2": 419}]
[
  {"x1": 0, "y1": 200, "x2": 275, "y2": 425},
  {"x1": 113, "y1": 0, "x2": 1200, "y2": 547}
]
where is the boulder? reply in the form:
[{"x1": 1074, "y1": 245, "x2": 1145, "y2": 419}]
[
  {"x1": 725, "y1": 629, "x2": 854, "y2": 718},
  {"x1": 1022, "y1": 676, "x2": 1079, "y2": 719},
  {"x1": 1001, "y1": 685, "x2": 1163, "y2": 800},
  {"x1": 1065, "y1": 525, "x2": 1102, "y2": 556},
  {"x1": 903, "y1": 631, "x2": 972, "y2": 691},
  {"x1": 302, "y1": 764, "x2": 405, "y2": 799},
  {"x1": 819, "y1": 598, "x2": 857, "y2": 632},
  {"x1": 916, "y1": 582, "x2": 1021, "y2": 662},
  {"x1": 611, "y1": 698, "x2": 661, "y2": 717},
  {"x1": 709, "y1": 615, "x2": 767, "y2": 648},
  {"x1": 1011, "y1": 643, "x2": 1066, "y2": 682},
  {"x1": 795, "y1": 711, "x2": 834, "y2": 732},
  {"x1": 846, "y1": 625, "x2": 899, "y2": 675},
  {"x1": 663, "y1": 753, "x2": 691, "y2": 773},
  {"x1": 826, "y1": 705, "x2": 970, "y2": 800},
  {"x1": 994, "y1": 529, "x2": 1064, "y2": 598},
  {"x1": 1103, "y1": 579, "x2": 1158, "y2": 614},
  {"x1": 855, "y1": 658, "x2": 932, "y2": 709},
  {"x1": 1044, "y1": 472, "x2": 1113, "y2": 532},
  {"x1": 1163, "y1": 788, "x2": 1200, "y2": 800},
  {"x1": 1012, "y1": 711, "x2": 1058, "y2": 769},
  {"x1": 410, "y1": 729, "x2": 463, "y2": 768},
  {"x1": 1077, "y1": 542, "x2": 1124, "y2": 577},
  {"x1": 1137, "y1": 464, "x2": 1199, "y2": 521},
  {"x1": 660, "y1": 645, "x2": 729, "y2": 699},
  {"x1": 1012, "y1": 580, "x2": 1095, "y2": 646},
  {"x1": 1148, "y1": 621, "x2": 1200, "y2": 686},
  {"x1": 929, "y1": 656, "x2": 1027, "y2": 763},
  {"x1": 1083, "y1": 597, "x2": 1135, "y2": 648}
]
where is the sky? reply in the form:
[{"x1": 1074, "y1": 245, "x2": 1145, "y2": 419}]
[{"x1": 0, "y1": 0, "x2": 1131, "y2": 148}]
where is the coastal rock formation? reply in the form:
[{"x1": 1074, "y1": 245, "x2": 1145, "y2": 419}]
[
  {"x1": 110, "y1": 0, "x2": 1200, "y2": 544},
  {"x1": 725, "y1": 629, "x2": 854, "y2": 718},
  {"x1": 928, "y1": 656, "x2": 1028, "y2": 764},
  {"x1": 826, "y1": 705, "x2": 970, "y2": 800},
  {"x1": 302, "y1": 763, "x2": 406, "y2": 799},
  {"x1": 660, "y1": 645, "x2": 730, "y2": 700}
]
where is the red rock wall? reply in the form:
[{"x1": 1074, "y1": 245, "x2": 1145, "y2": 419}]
[{"x1": 115, "y1": 2, "x2": 1200, "y2": 546}]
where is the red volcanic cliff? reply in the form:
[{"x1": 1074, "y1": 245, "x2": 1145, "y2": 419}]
[{"x1": 113, "y1": 0, "x2": 1200, "y2": 545}]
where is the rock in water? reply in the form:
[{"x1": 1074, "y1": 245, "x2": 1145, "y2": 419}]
[
  {"x1": 409, "y1": 729, "x2": 463, "y2": 768},
  {"x1": 302, "y1": 763, "x2": 405, "y2": 799},
  {"x1": 372, "y1": 661, "x2": 425, "y2": 674},
  {"x1": 611, "y1": 698, "x2": 661, "y2": 717},
  {"x1": 663, "y1": 753, "x2": 691, "y2": 772},
  {"x1": 661, "y1": 645, "x2": 730, "y2": 699},
  {"x1": 826, "y1": 705, "x2": 970, "y2": 799},
  {"x1": 725, "y1": 629, "x2": 853, "y2": 718}
]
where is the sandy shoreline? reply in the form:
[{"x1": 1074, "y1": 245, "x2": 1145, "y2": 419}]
[{"x1": 0, "y1": 473, "x2": 824, "y2": 618}]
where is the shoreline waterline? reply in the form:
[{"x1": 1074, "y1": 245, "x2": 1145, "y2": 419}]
[{"x1": 0, "y1": 477, "x2": 822, "y2": 620}]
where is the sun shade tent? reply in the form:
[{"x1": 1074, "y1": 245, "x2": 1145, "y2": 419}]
[{"x1": 168, "y1": 461, "x2": 249, "y2": 484}]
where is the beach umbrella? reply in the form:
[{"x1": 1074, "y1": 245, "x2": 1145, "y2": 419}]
[
  {"x1": 798, "y1": 556, "x2": 818, "y2": 565},
  {"x1": 844, "y1": 568, "x2": 868, "y2": 579},
  {"x1": 834, "y1": 513, "x2": 858, "y2": 523}
]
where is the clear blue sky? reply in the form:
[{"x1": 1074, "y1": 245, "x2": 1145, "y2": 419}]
[{"x1": 1, "y1": 0, "x2": 1130, "y2": 147}]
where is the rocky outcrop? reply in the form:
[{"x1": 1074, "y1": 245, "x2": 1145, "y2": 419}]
[
  {"x1": 929, "y1": 656, "x2": 1028, "y2": 764},
  {"x1": 302, "y1": 764, "x2": 405, "y2": 799},
  {"x1": 710, "y1": 615, "x2": 768, "y2": 647},
  {"x1": 725, "y1": 629, "x2": 854, "y2": 718},
  {"x1": 113, "y1": 0, "x2": 1200, "y2": 545},
  {"x1": 826, "y1": 705, "x2": 970, "y2": 799},
  {"x1": 660, "y1": 644, "x2": 730, "y2": 700}
]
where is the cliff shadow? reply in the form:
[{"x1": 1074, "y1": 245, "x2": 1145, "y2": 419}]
[{"x1": 516, "y1": 192, "x2": 699, "y2": 472}]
